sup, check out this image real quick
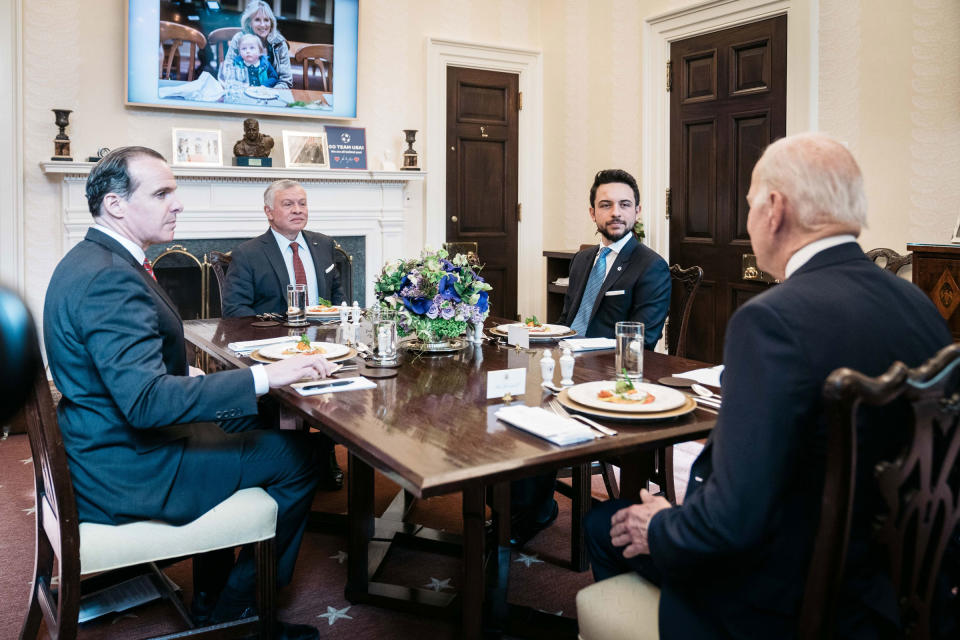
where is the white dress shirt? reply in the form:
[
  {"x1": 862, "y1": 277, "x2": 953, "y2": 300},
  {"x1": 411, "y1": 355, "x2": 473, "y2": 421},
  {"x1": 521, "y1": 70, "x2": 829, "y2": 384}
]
[
  {"x1": 592, "y1": 231, "x2": 634, "y2": 280},
  {"x1": 784, "y1": 234, "x2": 858, "y2": 279},
  {"x1": 91, "y1": 224, "x2": 269, "y2": 396},
  {"x1": 270, "y1": 228, "x2": 320, "y2": 305}
]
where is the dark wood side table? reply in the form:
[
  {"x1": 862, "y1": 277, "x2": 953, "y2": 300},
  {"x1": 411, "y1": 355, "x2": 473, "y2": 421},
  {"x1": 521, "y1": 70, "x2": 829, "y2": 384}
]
[
  {"x1": 907, "y1": 243, "x2": 960, "y2": 341},
  {"x1": 543, "y1": 250, "x2": 577, "y2": 321}
]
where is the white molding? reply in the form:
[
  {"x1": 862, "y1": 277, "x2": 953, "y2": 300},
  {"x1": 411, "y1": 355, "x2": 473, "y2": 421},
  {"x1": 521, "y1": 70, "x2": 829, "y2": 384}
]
[
  {"x1": 0, "y1": 0, "x2": 23, "y2": 291},
  {"x1": 44, "y1": 166, "x2": 420, "y2": 305},
  {"x1": 641, "y1": 0, "x2": 818, "y2": 261},
  {"x1": 426, "y1": 37, "x2": 544, "y2": 318}
]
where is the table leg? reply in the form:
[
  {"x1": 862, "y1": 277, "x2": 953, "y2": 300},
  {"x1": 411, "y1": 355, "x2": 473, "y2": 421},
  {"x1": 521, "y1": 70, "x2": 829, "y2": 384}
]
[
  {"x1": 461, "y1": 485, "x2": 485, "y2": 640},
  {"x1": 345, "y1": 452, "x2": 374, "y2": 601},
  {"x1": 484, "y1": 483, "x2": 511, "y2": 634},
  {"x1": 618, "y1": 451, "x2": 656, "y2": 501},
  {"x1": 570, "y1": 463, "x2": 591, "y2": 571}
]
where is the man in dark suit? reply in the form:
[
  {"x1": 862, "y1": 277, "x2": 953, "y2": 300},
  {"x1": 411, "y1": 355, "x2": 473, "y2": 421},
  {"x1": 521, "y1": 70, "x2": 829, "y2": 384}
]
[
  {"x1": 582, "y1": 134, "x2": 952, "y2": 638},
  {"x1": 44, "y1": 147, "x2": 337, "y2": 639},
  {"x1": 557, "y1": 169, "x2": 670, "y2": 349},
  {"x1": 222, "y1": 180, "x2": 345, "y2": 490}
]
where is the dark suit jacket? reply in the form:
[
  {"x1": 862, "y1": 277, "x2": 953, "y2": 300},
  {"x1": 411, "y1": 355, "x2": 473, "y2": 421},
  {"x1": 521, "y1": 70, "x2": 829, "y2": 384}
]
[
  {"x1": 556, "y1": 235, "x2": 670, "y2": 348},
  {"x1": 647, "y1": 243, "x2": 952, "y2": 638},
  {"x1": 222, "y1": 229, "x2": 344, "y2": 317},
  {"x1": 43, "y1": 228, "x2": 258, "y2": 525}
]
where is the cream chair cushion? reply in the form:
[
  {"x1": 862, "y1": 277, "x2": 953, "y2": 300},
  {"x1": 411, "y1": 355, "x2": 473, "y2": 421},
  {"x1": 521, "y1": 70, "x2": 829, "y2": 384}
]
[
  {"x1": 51, "y1": 487, "x2": 278, "y2": 575},
  {"x1": 576, "y1": 572, "x2": 660, "y2": 640}
]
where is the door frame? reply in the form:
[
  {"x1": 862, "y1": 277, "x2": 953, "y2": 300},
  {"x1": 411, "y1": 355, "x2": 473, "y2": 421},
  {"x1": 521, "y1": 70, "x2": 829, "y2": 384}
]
[
  {"x1": 642, "y1": 0, "x2": 819, "y2": 262},
  {"x1": 426, "y1": 37, "x2": 543, "y2": 318},
  {"x1": 0, "y1": 0, "x2": 24, "y2": 292}
]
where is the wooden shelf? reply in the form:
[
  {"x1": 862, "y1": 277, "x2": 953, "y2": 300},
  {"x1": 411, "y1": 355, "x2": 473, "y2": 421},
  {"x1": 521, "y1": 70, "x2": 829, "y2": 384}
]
[{"x1": 544, "y1": 249, "x2": 578, "y2": 321}]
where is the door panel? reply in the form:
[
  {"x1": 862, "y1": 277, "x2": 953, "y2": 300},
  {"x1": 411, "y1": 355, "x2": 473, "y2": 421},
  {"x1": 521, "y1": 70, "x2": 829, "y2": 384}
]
[
  {"x1": 669, "y1": 15, "x2": 787, "y2": 363},
  {"x1": 446, "y1": 66, "x2": 519, "y2": 320}
]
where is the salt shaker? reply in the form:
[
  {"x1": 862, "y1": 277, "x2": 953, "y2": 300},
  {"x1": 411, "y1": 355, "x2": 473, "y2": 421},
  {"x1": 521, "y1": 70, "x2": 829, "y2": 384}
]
[
  {"x1": 473, "y1": 321, "x2": 484, "y2": 343},
  {"x1": 559, "y1": 347, "x2": 575, "y2": 386},
  {"x1": 339, "y1": 301, "x2": 349, "y2": 326},
  {"x1": 352, "y1": 301, "x2": 361, "y2": 325},
  {"x1": 539, "y1": 349, "x2": 556, "y2": 384}
]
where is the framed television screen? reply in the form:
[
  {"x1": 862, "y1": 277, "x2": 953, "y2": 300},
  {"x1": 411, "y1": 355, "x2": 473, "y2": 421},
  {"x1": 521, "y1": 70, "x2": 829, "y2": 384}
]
[{"x1": 126, "y1": 0, "x2": 358, "y2": 119}]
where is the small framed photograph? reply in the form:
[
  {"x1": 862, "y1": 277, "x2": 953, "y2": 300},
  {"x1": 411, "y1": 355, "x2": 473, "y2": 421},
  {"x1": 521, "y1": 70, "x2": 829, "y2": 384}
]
[
  {"x1": 282, "y1": 130, "x2": 329, "y2": 169},
  {"x1": 171, "y1": 128, "x2": 223, "y2": 167}
]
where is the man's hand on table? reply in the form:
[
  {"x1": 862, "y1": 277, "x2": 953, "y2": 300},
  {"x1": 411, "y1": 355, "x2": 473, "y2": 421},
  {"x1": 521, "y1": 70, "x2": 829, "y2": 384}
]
[
  {"x1": 610, "y1": 488, "x2": 672, "y2": 558},
  {"x1": 264, "y1": 354, "x2": 338, "y2": 388}
]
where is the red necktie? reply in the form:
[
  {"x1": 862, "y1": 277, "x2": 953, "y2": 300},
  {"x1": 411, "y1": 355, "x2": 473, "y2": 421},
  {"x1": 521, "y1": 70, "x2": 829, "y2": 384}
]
[
  {"x1": 143, "y1": 258, "x2": 157, "y2": 281},
  {"x1": 290, "y1": 242, "x2": 308, "y2": 304}
]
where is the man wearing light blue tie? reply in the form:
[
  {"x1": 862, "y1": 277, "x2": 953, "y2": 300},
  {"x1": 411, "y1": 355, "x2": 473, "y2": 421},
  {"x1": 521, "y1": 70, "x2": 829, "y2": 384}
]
[{"x1": 557, "y1": 169, "x2": 671, "y2": 349}]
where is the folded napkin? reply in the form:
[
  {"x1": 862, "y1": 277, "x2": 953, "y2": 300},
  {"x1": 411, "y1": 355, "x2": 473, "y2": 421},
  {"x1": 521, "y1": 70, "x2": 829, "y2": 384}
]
[
  {"x1": 291, "y1": 376, "x2": 376, "y2": 396},
  {"x1": 158, "y1": 71, "x2": 224, "y2": 101},
  {"x1": 558, "y1": 338, "x2": 616, "y2": 352},
  {"x1": 495, "y1": 405, "x2": 599, "y2": 446},
  {"x1": 678, "y1": 365, "x2": 724, "y2": 388},
  {"x1": 228, "y1": 336, "x2": 297, "y2": 353}
]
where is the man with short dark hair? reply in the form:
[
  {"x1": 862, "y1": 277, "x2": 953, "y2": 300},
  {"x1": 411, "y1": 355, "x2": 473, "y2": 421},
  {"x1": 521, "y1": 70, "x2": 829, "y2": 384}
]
[
  {"x1": 581, "y1": 134, "x2": 952, "y2": 638},
  {"x1": 222, "y1": 179, "x2": 345, "y2": 490},
  {"x1": 44, "y1": 146, "x2": 333, "y2": 639},
  {"x1": 557, "y1": 169, "x2": 670, "y2": 349}
]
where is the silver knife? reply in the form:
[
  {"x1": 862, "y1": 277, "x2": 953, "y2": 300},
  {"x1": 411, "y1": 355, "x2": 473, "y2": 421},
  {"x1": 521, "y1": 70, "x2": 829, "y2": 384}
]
[{"x1": 298, "y1": 379, "x2": 354, "y2": 391}]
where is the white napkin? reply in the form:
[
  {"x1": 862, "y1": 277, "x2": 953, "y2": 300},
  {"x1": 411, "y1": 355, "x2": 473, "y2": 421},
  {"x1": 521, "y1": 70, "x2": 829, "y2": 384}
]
[
  {"x1": 495, "y1": 405, "x2": 598, "y2": 446},
  {"x1": 678, "y1": 365, "x2": 724, "y2": 387},
  {"x1": 290, "y1": 376, "x2": 376, "y2": 396},
  {"x1": 158, "y1": 71, "x2": 225, "y2": 101},
  {"x1": 228, "y1": 336, "x2": 296, "y2": 353},
  {"x1": 558, "y1": 338, "x2": 616, "y2": 352}
]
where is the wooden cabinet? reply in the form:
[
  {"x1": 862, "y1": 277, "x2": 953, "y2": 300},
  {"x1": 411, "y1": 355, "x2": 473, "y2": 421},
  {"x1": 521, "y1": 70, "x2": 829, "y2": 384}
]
[
  {"x1": 908, "y1": 243, "x2": 960, "y2": 341},
  {"x1": 543, "y1": 250, "x2": 577, "y2": 321}
]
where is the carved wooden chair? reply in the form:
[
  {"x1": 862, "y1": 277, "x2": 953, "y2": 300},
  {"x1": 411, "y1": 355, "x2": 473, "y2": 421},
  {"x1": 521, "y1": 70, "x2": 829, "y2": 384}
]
[
  {"x1": 866, "y1": 247, "x2": 913, "y2": 279},
  {"x1": 333, "y1": 242, "x2": 353, "y2": 304},
  {"x1": 207, "y1": 27, "x2": 241, "y2": 69},
  {"x1": 293, "y1": 44, "x2": 333, "y2": 92},
  {"x1": 159, "y1": 21, "x2": 207, "y2": 82},
  {"x1": 799, "y1": 342, "x2": 960, "y2": 639},
  {"x1": 443, "y1": 241, "x2": 480, "y2": 266},
  {"x1": 206, "y1": 250, "x2": 232, "y2": 318},
  {"x1": 666, "y1": 263, "x2": 704, "y2": 359},
  {"x1": 19, "y1": 335, "x2": 279, "y2": 640}
]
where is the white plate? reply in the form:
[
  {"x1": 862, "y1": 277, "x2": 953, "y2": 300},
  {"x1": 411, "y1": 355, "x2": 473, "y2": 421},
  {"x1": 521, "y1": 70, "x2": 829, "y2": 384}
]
[
  {"x1": 244, "y1": 86, "x2": 278, "y2": 100},
  {"x1": 494, "y1": 323, "x2": 574, "y2": 337},
  {"x1": 306, "y1": 305, "x2": 340, "y2": 317},
  {"x1": 258, "y1": 341, "x2": 351, "y2": 360},
  {"x1": 566, "y1": 381, "x2": 687, "y2": 413}
]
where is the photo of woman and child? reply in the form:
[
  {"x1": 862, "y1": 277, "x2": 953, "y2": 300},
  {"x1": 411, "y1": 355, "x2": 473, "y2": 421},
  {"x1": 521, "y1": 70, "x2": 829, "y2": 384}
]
[{"x1": 217, "y1": 1, "x2": 290, "y2": 89}]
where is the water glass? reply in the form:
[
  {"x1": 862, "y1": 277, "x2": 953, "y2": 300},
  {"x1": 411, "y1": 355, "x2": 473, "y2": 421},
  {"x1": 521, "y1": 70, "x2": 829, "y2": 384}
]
[
  {"x1": 615, "y1": 321, "x2": 644, "y2": 383},
  {"x1": 286, "y1": 284, "x2": 306, "y2": 324},
  {"x1": 373, "y1": 309, "x2": 398, "y2": 363}
]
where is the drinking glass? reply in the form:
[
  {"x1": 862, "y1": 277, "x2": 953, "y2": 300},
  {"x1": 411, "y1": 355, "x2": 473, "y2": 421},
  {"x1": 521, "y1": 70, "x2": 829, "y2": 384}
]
[
  {"x1": 286, "y1": 284, "x2": 306, "y2": 325},
  {"x1": 615, "y1": 321, "x2": 644, "y2": 383},
  {"x1": 373, "y1": 309, "x2": 398, "y2": 363},
  {"x1": 221, "y1": 63, "x2": 246, "y2": 103}
]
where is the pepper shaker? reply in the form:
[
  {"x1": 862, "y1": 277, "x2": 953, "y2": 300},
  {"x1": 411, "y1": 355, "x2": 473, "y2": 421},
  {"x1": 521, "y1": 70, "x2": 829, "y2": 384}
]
[
  {"x1": 559, "y1": 347, "x2": 575, "y2": 386},
  {"x1": 339, "y1": 301, "x2": 349, "y2": 326},
  {"x1": 539, "y1": 349, "x2": 556, "y2": 384}
]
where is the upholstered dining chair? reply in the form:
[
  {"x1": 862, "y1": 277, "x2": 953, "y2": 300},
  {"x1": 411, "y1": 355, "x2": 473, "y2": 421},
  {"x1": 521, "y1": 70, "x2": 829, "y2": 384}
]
[
  {"x1": 293, "y1": 44, "x2": 333, "y2": 91},
  {"x1": 19, "y1": 335, "x2": 279, "y2": 640},
  {"x1": 866, "y1": 247, "x2": 912, "y2": 280},
  {"x1": 799, "y1": 342, "x2": 960, "y2": 639},
  {"x1": 159, "y1": 21, "x2": 207, "y2": 82}
]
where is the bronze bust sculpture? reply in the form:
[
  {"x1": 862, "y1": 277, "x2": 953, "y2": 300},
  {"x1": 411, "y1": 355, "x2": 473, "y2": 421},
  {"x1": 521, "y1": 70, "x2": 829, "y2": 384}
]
[{"x1": 233, "y1": 118, "x2": 274, "y2": 158}]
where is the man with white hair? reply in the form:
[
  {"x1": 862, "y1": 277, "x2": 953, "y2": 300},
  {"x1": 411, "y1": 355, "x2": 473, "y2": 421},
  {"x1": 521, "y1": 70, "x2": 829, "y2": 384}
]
[{"x1": 581, "y1": 133, "x2": 951, "y2": 637}]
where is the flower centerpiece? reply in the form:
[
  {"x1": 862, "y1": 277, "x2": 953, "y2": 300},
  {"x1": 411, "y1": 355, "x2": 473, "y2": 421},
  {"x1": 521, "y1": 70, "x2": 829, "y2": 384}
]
[{"x1": 375, "y1": 248, "x2": 492, "y2": 347}]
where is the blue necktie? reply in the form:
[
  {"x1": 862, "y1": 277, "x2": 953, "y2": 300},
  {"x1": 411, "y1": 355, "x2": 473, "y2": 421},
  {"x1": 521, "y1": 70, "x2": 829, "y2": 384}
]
[{"x1": 570, "y1": 247, "x2": 611, "y2": 335}]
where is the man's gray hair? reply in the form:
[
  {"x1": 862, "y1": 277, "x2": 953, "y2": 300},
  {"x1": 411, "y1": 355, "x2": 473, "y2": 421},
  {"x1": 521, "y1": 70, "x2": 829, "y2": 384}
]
[
  {"x1": 264, "y1": 179, "x2": 303, "y2": 208},
  {"x1": 750, "y1": 133, "x2": 868, "y2": 230}
]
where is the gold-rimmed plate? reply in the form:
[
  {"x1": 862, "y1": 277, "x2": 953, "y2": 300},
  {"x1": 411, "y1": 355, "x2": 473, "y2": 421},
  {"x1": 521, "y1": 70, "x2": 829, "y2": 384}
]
[
  {"x1": 248, "y1": 345, "x2": 357, "y2": 364},
  {"x1": 490, "y1": 323, "x2": 576, "y2": 340},
  {"x1": 556, "y1": 388, "x2": 697, "y2": 422},
  {"x1": 566, "y1": 381, "x2": 687, "y2": 413}
]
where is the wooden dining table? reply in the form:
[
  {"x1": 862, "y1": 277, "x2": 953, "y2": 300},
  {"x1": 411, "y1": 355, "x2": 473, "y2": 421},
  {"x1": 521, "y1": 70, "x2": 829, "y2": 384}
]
[{"x1": 183, "y1": 317, "x2": 717, "y2": 639}]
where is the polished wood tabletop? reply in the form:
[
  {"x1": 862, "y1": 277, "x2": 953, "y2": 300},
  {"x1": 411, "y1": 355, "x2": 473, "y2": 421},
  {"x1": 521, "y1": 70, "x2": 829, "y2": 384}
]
[{"x1": 185, "y1": 318, "x2": 716, "y2": 498}]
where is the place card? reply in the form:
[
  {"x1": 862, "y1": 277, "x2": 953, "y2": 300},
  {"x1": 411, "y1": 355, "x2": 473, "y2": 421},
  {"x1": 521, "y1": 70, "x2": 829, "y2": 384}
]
[
  {"x1": 507, "y1": 325, "x2": 529, "y2": 348},
  {"x1": 486, "y1": 367, "x2": 527, "y2": 400}
]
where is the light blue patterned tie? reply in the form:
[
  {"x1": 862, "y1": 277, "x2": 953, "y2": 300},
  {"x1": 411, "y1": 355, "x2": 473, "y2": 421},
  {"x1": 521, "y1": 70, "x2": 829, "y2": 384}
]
[{"x1": 570, "y1": 247, "x2": 611, "y2": 335}]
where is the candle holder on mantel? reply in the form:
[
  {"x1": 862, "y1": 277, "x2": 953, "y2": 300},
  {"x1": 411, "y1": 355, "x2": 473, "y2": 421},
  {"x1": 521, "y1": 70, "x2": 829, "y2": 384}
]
[
  {"x1": 401, "y1": 129, "x2": 420, "y2": 171},
  {"x1": 51, "y1": 109, "x2": 73, "y2": 162}
]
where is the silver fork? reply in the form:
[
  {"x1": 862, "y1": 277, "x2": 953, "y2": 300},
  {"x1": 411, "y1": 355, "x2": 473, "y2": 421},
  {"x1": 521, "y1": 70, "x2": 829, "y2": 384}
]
[{"x1": 547, "y1": 398, "x2": 618, "y2": 437}]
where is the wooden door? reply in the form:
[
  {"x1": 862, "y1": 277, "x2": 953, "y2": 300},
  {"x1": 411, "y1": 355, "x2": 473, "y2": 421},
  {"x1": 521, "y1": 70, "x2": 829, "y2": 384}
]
[
  {"x1": 669, "y1": 15, "x2": 787, "y2": 364},
  {"x1": 446, "y1": 66, "x2": 520, "y2": 320}
]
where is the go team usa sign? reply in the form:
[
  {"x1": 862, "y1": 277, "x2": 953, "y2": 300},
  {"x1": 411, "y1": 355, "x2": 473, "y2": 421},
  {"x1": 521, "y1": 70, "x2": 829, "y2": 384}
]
[{"x1": 325, "y1": 126, "x2": 367, "y2": 169}]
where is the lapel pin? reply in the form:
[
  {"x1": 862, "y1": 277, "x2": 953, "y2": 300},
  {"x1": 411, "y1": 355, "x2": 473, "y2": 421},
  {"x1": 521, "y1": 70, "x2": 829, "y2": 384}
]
[{"x1": 617, "y1": 266, "x2": 622, "y2": 271}]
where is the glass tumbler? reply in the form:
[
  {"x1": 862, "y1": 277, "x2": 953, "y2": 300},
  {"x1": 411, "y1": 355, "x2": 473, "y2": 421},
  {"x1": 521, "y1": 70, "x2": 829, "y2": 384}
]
[
  {"x1": 286, "y1": 284, "x2": 307, "y2": 325},
  {"x1": 373, "y1": 309, "x2": 398, "y2": 363},
  {"x1": 615, "y1": 321, "x2": 645, "y2": 383}
]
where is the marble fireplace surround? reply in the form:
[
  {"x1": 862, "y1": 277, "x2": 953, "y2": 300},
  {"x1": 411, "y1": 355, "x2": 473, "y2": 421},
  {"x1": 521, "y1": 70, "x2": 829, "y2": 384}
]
[{"x1": 41, "y1": 163, "x2": 425, "y2": 306}]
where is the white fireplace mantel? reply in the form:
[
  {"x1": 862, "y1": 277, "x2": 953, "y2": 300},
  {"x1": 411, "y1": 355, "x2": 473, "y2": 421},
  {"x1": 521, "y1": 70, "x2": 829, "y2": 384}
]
[{"x1": 41, "y1": 162, "x2": 425, "y2": 304}]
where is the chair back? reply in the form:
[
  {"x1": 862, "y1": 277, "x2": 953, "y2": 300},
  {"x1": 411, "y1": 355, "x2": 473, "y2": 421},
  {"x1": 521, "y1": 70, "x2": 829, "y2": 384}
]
[
  {"x1": 206, "y1": 27, "x2": 240, "y2": 68},
  {"x1": 159, "y1": 21, "x2": 207, "y2": 81},
  {"x1": 333, "y1": 242, "x2": 353, "y2": 303},
  {"x1": 293, "y1": 43, "x2": 333, "y2": 91},
  {"x1": 443, "y1": 241, "x2": 480, "y2": 266},
  {"x1": 666, "y1": 264, "x2": 703, "y2": 358},
  {"x1": 866, "y1": 247, "x2": 912, "y2": 279},
  {"x1": 205, "y1": 250, "x2": 232, "y2": 318},
  {"x1": 152, "y1": 244, "x2": 206, "y2": 319},
  {"x1": 800, "y1": 343, "x2": 960, "y2": 639},
  {"x1": 22, "y1": 337, "x2": 82, "y2": 639}
]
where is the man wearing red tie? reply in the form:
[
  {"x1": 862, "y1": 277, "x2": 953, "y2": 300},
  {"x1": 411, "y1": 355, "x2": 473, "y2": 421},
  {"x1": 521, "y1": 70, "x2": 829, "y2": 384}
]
[
  {"x1": 43, "y1": 147, "x2": 333, "y2": 639},
  {"x1": 222, "y1": 179, "x2": 345, "y2": 490}
]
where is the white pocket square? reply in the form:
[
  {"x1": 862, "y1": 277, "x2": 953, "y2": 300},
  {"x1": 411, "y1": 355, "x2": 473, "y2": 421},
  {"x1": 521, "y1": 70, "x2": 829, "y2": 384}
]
[
  {"x1": 325, "y1": 263, "x2": 335, "y2": 274},
  {"x1": 604, "y1": 289, "x2": 625, "y2": 297}
]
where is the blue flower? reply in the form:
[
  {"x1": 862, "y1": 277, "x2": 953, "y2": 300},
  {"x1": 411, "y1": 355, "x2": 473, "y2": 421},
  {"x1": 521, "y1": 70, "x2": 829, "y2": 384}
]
[
  {"x1": 440, "y1": 258, "x2": 457, "y2": 272},
  {"x1": 403, "y1": 295, "x2": 431, "y2": 315},
  {"x1": 437, "y1": 275, "x2": 461, "y2": 302},
  {"x1": 440, "y1": 305, "x2": 455, "y2": 320},
  {"x1": 475, "y1": 290, "x2": 489, "y2": 313},
  {"x1": 426, "y1": 302, "x2": 440, "y2": 319}
]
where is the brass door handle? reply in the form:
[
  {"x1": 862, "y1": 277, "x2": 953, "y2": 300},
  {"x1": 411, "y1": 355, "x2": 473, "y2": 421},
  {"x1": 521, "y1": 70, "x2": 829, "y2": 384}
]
[
  {"x1": 451, "y1": 216, "x2": 458, "y2": 222},
  {"x1": 742, "y1": 253, "x2": 778, "y2": 284}
]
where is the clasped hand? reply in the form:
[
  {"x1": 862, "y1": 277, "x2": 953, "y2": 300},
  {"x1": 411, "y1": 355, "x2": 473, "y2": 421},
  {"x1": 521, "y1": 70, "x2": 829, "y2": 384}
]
[
  {"x1": 609, "y1": 488, "x2": 672, "y2": 558},
  {"x1": 264, "y1": 353, "x2": 338, "y2": 388}
]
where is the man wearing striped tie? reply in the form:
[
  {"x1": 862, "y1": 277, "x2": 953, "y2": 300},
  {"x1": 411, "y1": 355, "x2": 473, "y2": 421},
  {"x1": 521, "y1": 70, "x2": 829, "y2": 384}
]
[{"x1": 558, "y1": 169, "x2": 671, "y2": 349}]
